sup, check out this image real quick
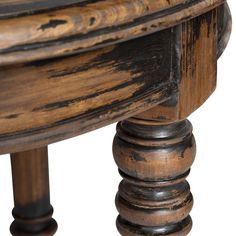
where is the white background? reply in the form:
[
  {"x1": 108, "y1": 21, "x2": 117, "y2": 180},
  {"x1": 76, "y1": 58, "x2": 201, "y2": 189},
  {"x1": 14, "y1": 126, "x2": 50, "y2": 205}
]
[{"x1": 0, "y1": 1, "x2": 235, "y2": 235}]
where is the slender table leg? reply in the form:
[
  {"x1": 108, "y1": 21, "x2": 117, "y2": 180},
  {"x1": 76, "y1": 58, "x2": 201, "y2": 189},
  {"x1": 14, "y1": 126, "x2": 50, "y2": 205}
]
[
  {"x1": 10, "y1": 147, "x2": 57, "y2": 236},
  {"x1": 113, "y1": 118, "x2": 196, "y2": 236}
]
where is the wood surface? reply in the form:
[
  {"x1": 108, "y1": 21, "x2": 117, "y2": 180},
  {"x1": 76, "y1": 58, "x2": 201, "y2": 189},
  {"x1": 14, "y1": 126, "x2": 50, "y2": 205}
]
[
  {"x1": 113, "y1": 118, "x2": 196, "y2": 235},
  {"x1": 111, "y1": 7, "x2": 231, "y2": 235},
  {"x1": 0, "y1": 0, "x2": 225, "y2": 65},
  {"x1": 0, "y1": 0, "x2": 83, "y2": 16},
  {"x1": 136, "y1": 8, "x2": 218, "y2": 122},
  {"x1": 10, "y1": 147, "x2": 57, "y2": 235},
  {"x1": 218, "y1": 3, "x2": 232, "y2": 58},
  {"x1": 0, "y1": 1, "x2": 231, "y2": 236},
  {"x1": 0, "y1": 29, "x2": 175, "y2": 154},
  {"x1": 0, "y1": 4, "x2": 231, "y2": 154}
]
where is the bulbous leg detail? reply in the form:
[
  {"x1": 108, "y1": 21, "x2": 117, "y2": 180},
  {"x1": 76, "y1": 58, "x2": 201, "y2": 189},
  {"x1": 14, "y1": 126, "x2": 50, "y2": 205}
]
[{"x1": 113, "y1": 119, "x2": 196, "y2": 236}]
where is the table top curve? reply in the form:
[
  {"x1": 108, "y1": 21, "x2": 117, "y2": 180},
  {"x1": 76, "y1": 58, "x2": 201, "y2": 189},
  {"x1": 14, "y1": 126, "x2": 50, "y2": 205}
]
[{"x1": 0, "y1": 0, "x2": 224, "y2": 65}]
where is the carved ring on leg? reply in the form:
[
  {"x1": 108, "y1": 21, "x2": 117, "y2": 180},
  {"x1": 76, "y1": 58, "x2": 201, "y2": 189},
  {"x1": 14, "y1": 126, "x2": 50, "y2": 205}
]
[{"x1": 113, "y1": 119, "x2": 196, "y2": 236}]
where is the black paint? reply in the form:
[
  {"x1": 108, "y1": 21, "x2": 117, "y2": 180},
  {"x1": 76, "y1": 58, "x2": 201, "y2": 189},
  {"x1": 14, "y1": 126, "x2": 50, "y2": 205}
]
[{"x1": 39, "y1": 19, "x2": 67, "y2": 31}]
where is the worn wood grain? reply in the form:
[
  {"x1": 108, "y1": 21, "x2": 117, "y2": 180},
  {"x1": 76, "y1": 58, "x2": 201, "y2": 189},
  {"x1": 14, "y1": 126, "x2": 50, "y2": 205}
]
[
  {"x1": 136, "y1": 8, "x2": 219, "y2": 122},
  {"x1": 0, "y1": 4, "x2": 231, "y2": 153},
  {"x1": 0, "y1": 0, "x2": 225, "y2": 65},
  {"x1": 0, "y1": 30, "x2": 175, "y2": 154}
]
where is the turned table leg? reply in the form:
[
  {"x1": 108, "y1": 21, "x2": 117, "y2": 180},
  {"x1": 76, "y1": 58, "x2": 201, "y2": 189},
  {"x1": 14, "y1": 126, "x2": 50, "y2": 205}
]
[
  {"x1": 113, "y1": 118, "x2": 196, "y2": 236},
  {"x1": 10, "y1": 147, "x2": 57, "y2": 236}
]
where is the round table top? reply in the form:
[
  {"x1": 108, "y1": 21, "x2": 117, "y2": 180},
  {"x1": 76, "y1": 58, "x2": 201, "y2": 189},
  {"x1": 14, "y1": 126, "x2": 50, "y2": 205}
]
[{"x1": 0, "y1": 0, "x2": 224, "y2": 65}]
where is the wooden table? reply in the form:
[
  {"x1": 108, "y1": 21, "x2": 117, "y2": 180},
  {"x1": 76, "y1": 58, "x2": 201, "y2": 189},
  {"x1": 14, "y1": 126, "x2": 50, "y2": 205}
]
[{"x1": 0, "y1": 1, "x2": 232, "y2": 235}]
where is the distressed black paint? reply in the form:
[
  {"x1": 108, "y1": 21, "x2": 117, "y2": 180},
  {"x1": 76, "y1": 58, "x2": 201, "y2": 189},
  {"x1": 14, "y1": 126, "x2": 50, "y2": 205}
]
[{"x1": 39, "y1": 19, "x2": 67, "y2": 31}]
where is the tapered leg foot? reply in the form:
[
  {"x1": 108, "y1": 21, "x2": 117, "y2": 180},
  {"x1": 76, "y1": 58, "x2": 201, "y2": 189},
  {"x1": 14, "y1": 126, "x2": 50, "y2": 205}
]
[
  {"x1": 10, "y1": 147, "x2": 57, "y2": 236},
  {"x1": 113, "y1": 119, "x2": 196, "y2": 236}
]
